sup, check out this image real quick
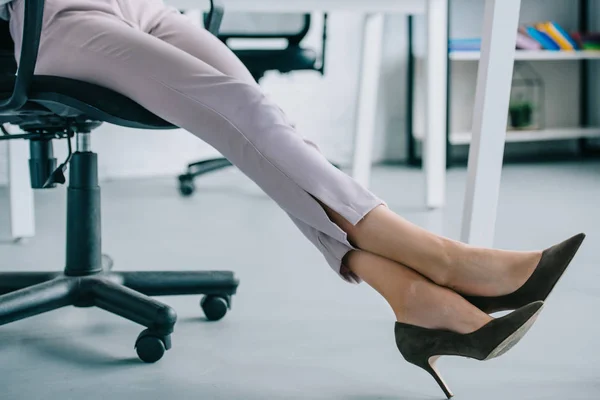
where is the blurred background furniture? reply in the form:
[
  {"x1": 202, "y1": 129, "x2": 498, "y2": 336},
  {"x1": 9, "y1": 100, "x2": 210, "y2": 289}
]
[
  {"x1": 0, "y1": 0, "x2": 238, "y2": 363},
  {"x1": 177, "y1": 12, "x2": 329, "y2": 196}
]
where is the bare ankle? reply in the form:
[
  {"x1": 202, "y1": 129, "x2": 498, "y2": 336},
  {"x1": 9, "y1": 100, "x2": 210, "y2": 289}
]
[{"x1": 432, "y1": 237, "x2": 461, "y2": 288}]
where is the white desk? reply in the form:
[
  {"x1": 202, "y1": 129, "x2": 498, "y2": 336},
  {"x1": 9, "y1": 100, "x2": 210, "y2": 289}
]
[{"x1": 6, "y1": 0, "x2": 521, "y2": 248}]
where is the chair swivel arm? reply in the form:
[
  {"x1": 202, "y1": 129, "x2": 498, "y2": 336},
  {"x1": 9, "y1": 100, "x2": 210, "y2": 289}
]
[{"x1": 0, "y1": 0, "x2": 44, "y2": 114}]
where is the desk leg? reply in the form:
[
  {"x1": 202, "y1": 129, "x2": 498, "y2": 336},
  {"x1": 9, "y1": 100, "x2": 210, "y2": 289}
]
[
  {"x1": 351, "y1": 13, "x2": 384, "y2": 188},
  {"x1": 424, "y1": 0, "x2": 448, "y2": 209},
  {"x1": 7, "y1": 137, "x2": 35, "y2": 240},
  {"x1": 460, "y1": 0, "x2": 521, "y2": 246}
]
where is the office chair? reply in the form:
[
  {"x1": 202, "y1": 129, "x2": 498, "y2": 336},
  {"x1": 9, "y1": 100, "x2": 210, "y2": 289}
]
[
  {"x1": 178, "y1": 12, "x2": 329, "y2": 196},
  {"x1": 0, "y1": 0, "x2": 238, "y2": 363}
]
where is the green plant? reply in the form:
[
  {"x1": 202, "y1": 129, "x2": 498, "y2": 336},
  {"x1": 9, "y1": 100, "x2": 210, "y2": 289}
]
[{"x1": 509, "y1": 101, "x2": 534, "y2": 129}]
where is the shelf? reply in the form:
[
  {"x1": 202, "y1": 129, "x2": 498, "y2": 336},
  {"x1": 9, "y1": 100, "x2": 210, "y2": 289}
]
[
  {"x1": 450, "y1": 127, "x2": 600, "y2": 145},
  {"x1": 412, "y1": 127, "x2": 600, "y2": 145},
  {"x1": 449, "y1": 50, "x2": 600, "y2": 61}
]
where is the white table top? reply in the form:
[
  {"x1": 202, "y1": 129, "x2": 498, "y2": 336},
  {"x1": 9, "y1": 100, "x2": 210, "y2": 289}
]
[{"x1": 169, "y1": 0, "x2": 427, "y2": 14}]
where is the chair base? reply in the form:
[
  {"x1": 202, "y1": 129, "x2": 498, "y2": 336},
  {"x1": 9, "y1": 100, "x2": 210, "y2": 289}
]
[
  {"x1": 178, "y1": 157, "x2": 233, "y2": 196},
  {"x1": 1, "y1": 140, "x2": 240, "y2": 363},
  {"x1": 0, "y1": 263, "x2": 239, "y2": 363}
]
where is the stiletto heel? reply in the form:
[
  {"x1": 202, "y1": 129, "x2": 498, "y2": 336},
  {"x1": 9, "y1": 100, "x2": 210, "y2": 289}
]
[
  {"x1": 464, "y1": 233, "x2": 585, "y2": 313},
  {"x1": 394, "y1": 301, "x2": 544, "y2": 399},
  {"x1": 420, "y1": 356, "x2": 453, "y2": 399}
]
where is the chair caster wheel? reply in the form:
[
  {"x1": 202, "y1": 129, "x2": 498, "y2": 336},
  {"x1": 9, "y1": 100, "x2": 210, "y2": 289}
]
[
  {"x1": 201, "y1": 295, "x2": 229, "y2": 321},
  {"x1": 135, "y1": 329, "x2": 171, "y2": 363},
  {"x1": 101, "y1": 254, "x2": 114, "y2": 271},
  {"x1": 179, "y1": 178, "x2": 195, "y2": 197}
]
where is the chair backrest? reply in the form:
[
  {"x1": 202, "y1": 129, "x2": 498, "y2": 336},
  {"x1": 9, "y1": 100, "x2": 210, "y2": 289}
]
[
  {"x1": 216, "y1": 13, "x2": 311, "y2": 45},
  {"x1": 0, "y1": 20, "x2": 17, "y2": 75}
]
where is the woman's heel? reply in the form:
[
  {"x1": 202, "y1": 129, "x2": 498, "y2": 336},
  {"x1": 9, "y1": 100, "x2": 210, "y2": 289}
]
[
  {"x1": 394, "y1": 301, "x2": 543, "y2": 398},
  {"x1": 415, "y1": 356, "x2": 454, "y2": 399},
  {"x1": 399, "y1": 342, "x2": 455, "y2": 398}
]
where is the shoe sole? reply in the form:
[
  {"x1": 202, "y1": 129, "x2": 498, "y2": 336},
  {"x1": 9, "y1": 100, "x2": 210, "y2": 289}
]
[{"x1": 484, "y1": 305, "x2": 544, "y2": 361}]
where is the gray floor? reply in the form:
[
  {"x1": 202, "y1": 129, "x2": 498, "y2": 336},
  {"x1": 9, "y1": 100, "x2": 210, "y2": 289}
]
[{"x1": 0, "y1": 162, "x2": 599, "y2": 400}]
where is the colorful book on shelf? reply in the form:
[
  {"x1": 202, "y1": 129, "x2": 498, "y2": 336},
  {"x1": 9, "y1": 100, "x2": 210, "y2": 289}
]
[
  {"x1": 572, "y1": 32, "x2": 600, "y2": 50},
  {"x1": 449, "y1": 38, "x2": 481, "y2": 52},
  {"x1": 516, "y1": 28, "x2": 542, "y2": 50},
  {"x1": 524, "y1": 25, "x2": 560, "y2": 50},
  {"x1": 536, "y1": 21, "x2": 578, "y2": 50},
  {"x1": 550, "y1": 21, "x2": 579, "y2": 49}
]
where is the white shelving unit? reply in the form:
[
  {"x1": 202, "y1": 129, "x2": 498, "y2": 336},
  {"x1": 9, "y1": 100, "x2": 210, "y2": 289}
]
[
  {"x1": 409, "y1": 51, "x2": 600, "y2": 148},
  {"x1": 441, "y1": 50, "x2": 600, "y2": 146},
  {"x1": 450, "y1": 50, "x2": 600, "y2": 61},
  {"x1": 413, "y1": 126, "x2": 600, "y2": 145},
  {"x1": 449, "y1": 126, "x2": 600, "y2": 145},
  {"x1": 406, "y1": 1, "x2": 600, "y2": 165}
]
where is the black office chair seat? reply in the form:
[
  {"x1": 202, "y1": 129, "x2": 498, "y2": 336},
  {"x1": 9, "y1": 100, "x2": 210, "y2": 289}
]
[
  {"x1": 236, "y1": 47, "x2": 318, "y2": 76},
  {"x1": 0, "y1": 75, "x2": 173, "y2": 129}
]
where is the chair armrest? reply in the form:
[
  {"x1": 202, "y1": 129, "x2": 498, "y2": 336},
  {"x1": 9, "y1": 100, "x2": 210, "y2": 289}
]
[
  {"x1": 0, "y1": 0, "x2": 44, "y2": 113},
  {"x1": 205, "y1": 0, "x2": 224, "y2": 35}
]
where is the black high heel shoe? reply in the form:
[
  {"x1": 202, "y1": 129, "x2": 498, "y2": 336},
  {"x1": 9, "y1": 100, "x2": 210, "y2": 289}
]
[
  {"x1": 395, "y1": 301, "x2": 544, "y2": 399},
  {"x1": 464, "y1": 233, "x2": 585, "y2": 314}
]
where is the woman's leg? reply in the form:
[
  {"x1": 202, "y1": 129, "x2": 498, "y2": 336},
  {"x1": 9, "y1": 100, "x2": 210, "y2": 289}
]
[
  {"x1": 136, "y1": 6, "x2": 548, "y2": 297},
  {"x1": 132, "y1": 3, "x2": 258, "y2": 86},
  {"x1": 135, "y1": 7, "x2": 366, "y2": 280},
  {"x1": 131, "y1": 4, "x2": 544, "y2": 293},
  {"x1": 327, "y1": 206, "x2": 542, "y2": 296},
  {"x1": 345, "y1": 251, "x2": 491, "y2": 333}
]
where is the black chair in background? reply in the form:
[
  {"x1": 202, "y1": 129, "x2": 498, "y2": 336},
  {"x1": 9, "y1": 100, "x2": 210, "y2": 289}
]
[
  {"x1": 0, "y1": 0, "x2": 238, "y2": 363},
  {"x1": 178, "y1": 12, "x2": 328, "y2": 196}
]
